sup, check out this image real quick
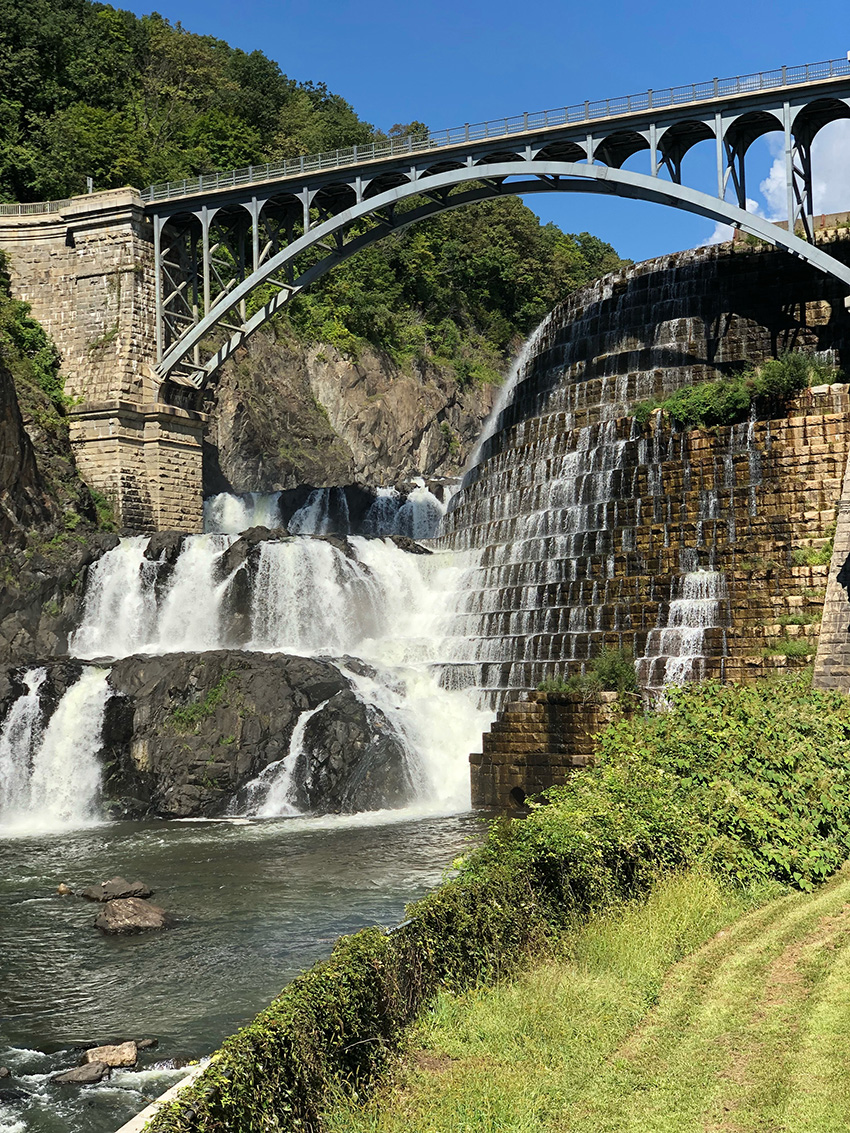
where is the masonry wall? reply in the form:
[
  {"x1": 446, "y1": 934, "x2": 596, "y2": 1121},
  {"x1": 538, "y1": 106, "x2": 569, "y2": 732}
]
[
  {"x1": 0, "y1": 191, "x2": 207, "y2": 530},
  {"x1": 471, "y1": 691, "x2": 631, "y2": 809},
  {"x1": 0, "y1": 190, "x2": 157, "y2": 403}
]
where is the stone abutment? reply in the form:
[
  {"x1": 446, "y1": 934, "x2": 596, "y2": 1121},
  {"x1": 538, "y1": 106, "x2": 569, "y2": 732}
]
[{"x1": 0, "y1": 189, "x2": 204, "y2": 531}]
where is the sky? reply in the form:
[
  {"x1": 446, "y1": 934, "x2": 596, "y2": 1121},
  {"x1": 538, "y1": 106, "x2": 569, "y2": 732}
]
[{"x1": 124, "y1": 0, "x2": 850, "y2": 264}]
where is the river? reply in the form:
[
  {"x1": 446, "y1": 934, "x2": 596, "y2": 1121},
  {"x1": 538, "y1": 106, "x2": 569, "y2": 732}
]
[{"x1": 0, "y1": 809, "x2": 482, "y2": 1133}]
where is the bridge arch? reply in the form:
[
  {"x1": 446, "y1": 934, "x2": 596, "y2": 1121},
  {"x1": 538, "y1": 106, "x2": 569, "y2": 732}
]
[{"x1": 154, "y1": 158, "x2": 850, "y2": 390}]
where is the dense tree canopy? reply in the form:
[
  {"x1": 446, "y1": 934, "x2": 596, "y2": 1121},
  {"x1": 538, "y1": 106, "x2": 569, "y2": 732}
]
[{"x1": 0, "y1": 0, "x2": 626, "y2": 381}]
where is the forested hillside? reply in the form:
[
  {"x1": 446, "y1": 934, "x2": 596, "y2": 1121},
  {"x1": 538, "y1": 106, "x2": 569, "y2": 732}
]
[{"x1": 0, "y1": 0, "x2": 624, "y2": 389}]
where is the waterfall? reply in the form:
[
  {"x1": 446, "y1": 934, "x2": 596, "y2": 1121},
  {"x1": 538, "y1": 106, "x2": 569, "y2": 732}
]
[
  {"x1": 72, "y1": 534, "x2": 232, "y2": 659},
  {"x1": 0, "y1": 668, "x2": 46, "y2": 816},
  {"x1": 288, "y1": 487, "x2": 349, "y2": 534},
  {"x1": 393, "y1": 480, "x2": 446, "y2": 539},
  {"x1": 0, "y1": 667, "x2": 111, "y2": 833},
  {"x1": 637, "y1": 570, "x2": 728, "y2": 692},
  {"x1": 236, "y1": 702, "x2": 328, "y2": 818},
  {"x1": 69, "y1": 532, "x2": 490, "y2": 813},
  {"x1": 205, "y1": 492, "x2": 283, "y2": 534}
]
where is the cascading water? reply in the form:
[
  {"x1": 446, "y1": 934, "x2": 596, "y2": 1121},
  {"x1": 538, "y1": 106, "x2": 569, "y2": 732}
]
[
  {"x1": 205, "y1": 492, "x2": 283, "y2": 534},
  {"x1": 235, "y1": 702, "x2": 328, "y2": 817},
  {"x1": 0, "y1": 667, "x2": 110, "y2": 834},
  {"x1": 69, "y1": 531, "x2": 490, "y2": 813},
  {"x1": 637, "y1": 570, "x2": 728, "y2": 693}
]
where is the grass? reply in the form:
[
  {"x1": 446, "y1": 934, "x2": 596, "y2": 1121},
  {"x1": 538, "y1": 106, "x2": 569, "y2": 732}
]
[{"x1": 326, "y1": 868, "x2": 850, "y2": 1133}]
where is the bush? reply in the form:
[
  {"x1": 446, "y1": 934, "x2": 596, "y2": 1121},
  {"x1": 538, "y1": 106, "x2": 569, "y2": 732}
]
[
  {"x1": 635, "y1": 351, "x2": 841, "y2": 430},
  {"x1": 538, "y1": 647, "x2": 638, "y2": 697}
]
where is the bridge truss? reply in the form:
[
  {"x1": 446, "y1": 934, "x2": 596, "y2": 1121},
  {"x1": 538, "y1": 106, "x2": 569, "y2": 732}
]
[{"x1": 144, "y1": 57, "x2": 850, "y2": 390}]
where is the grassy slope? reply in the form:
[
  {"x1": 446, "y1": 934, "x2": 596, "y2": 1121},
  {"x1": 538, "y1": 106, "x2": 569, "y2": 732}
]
[{"x1": 327, "y1": 868, "x2": 850, "y2": 1133}]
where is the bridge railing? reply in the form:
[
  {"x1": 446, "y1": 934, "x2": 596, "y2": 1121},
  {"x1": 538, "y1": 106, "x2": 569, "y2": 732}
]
[
  {"x1": 2, "y1": 58, "x2": 848, "y2": 215},
  {"x1": 0, "y1": 198, "x2": 73, "y2": 216},
  {"x1": 138, "y1": 57, "x2": 850, "y2": 205}
]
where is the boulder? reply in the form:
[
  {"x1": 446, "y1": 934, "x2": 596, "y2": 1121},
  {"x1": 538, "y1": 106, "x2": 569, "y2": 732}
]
[
  {"x1": 53, "y1": 1061, "x2": 109, "y2": 1085},
  {"x1": 56, "y1": 883, "x2": 73, "y2": 896},
  {"x1": 94, "y1": 899, "x2": 169, "y2": 934},
  {"x1": 82, "y1": 1041, "x2": 137, "y2": 1068},
  {"x1": 389, "y1": 535, "x2": 432, "y2": 555},
  {"x1": 80, "y1": 877, "x2": 153, "y2": 902},
  {"x1": 0, "y1": 1066, "x2": 9, "y2": 1078},
  {"x1": 293, "y1": 689, "x2": 414, "y2": 814},
  {"x1": 136, "y1": 1038, "x2": 158, "y2": 1051}
]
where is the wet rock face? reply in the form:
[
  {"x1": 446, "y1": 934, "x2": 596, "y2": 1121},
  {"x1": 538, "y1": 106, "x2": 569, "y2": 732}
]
[
  {"x1": 293, "y1": 689, "x2": 414, "y2": 814},
  {"x1": 203, "y1": 334, "x2": 494, "y2": 492},
  {"x1": 0, "y1": 533, "x2": 119, "y2": 667},
  {"x1": 98, "y1": 650, "x2": 413, "y2": 819},
  {"x1": 94, "y1": 899, "x2": 169, "y2": 934}
]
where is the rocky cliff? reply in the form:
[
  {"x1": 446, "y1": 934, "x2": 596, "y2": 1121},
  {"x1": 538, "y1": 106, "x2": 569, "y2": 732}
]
[
  {"x1": 0, "y1": 359, "x2": 55, "y2": 544},
  {"x1": 203, "y1": 329, "x2": 495, "y2": 493}
]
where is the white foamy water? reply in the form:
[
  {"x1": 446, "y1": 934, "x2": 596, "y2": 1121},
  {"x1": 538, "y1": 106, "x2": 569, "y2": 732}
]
[
  {"x1": 69, "y1": 532, "x2": 490, "y2": 813},
  {"x1": 204, "y1": 491, "x2": 283, "y2": 533},
  {"x1": 0, "y1": 667, "x2": 110, "y2": 834},
  {"x1": 638, "y1": 570, "x2": 728, "y2": 692},
  {"x1": 238, "y1": 701, "x2": 328, "y2": 818}
]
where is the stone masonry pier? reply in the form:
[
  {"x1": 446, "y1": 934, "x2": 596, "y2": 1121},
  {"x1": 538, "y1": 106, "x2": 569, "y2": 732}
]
[{"x1": 0, "y1": 190, "x2": 204, "y2": 531}]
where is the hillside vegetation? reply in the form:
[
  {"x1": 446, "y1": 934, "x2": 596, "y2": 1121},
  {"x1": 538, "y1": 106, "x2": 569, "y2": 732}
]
[{"x1": 0, "y1": 0, "x2": 624, "y2": 385}]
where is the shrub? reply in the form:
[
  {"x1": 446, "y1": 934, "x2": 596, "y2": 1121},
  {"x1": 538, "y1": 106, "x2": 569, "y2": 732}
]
[
  {"x1": 635, "y1": 351, "x2": 841, "y2": 430},
  {"x1": 537, "y1": 647, "x2": 638, "y2": 697}
]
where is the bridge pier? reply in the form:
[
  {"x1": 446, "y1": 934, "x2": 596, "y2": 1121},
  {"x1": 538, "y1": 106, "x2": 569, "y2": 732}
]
[{"x1": 0, "y1": 190, "x2": 205, "y2": 531}]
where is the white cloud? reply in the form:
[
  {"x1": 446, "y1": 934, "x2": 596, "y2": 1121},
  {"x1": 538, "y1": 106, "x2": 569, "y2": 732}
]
[
  {"x1": 700, "y1": 198, "x2": 764, "y2": 248},
  {"x1": 757, "y1": 120, "x2": 850, "y2": 222}
]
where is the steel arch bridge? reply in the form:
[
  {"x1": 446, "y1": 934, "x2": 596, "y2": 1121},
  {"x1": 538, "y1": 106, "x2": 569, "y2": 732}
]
[{"x1": 144, "y1": 57, "x2": 850, "y2": 391}]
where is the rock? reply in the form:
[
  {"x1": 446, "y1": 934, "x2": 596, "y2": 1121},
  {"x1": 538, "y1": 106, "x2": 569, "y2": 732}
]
[
  {"x1": 80, "y1": 877, "x2": 153, "y2": 902},
  {"x1": 56, "y1": 883, "x2": 73, "y2": 896},
  {"x1": 94, "y1": 899, "x2": 170, "y2": 934},
  {"x1": 389, "y1": 535, "x2": 432, "y2": 555},
  {"x1": 101, "y1": 651, "x2": 351, "y2": 818},
  {"x1": 293, "y1": 689, "x2": 414, "y2": 814},
  {"x1": 144, "y1": 531, "x2": 186, "y2": 564},
  {"x1": 0, "y1": 1066, "x2": 9, "y2": 1078},
  {"x1": 204, "y1": 334, "x2": 494, "y2": 493},
  {"x1": 82, "y1": 1041, "x2": 137, "y2": 1068},
  {"x1": 0, "y1": 1086, "x2": 31, "y2": 1102},
  {"x1": 53, "y1": 1062, "x2": 109, "y2": 1085},
  {"x1": 136, "y1": 1038, "x2": 159, "y2": 1051}
]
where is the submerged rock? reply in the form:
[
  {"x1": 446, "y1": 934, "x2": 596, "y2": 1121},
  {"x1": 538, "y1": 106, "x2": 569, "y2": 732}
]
[
  {"x1": 53, "y1": 1062, "x2": 109, "y2": 1085},
  {"x1": 94, "y1": 898, "x2": 169, "y2": 934},
  {"x1": 81, "y1": 1041, "x2": 137, "y2": 1067},
  {"x1": 80, "y1": 877, "x2": 153, "y2": 902}
]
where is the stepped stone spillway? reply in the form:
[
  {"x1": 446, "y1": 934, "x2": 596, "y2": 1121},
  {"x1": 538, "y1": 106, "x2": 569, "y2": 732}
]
[{"x1": 438, "y1": 239, "x2": 850, "y2": 708}]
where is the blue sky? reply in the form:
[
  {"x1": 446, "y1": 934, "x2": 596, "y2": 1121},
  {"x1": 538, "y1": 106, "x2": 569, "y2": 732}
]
[{"x1": 125, "y1": 0, "x2": 850, "y2": 264}]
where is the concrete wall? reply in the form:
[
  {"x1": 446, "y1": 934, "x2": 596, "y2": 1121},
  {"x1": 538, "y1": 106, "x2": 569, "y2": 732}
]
[{"x1": 0, "y1": 191, "x2": 204, "y2": 531}]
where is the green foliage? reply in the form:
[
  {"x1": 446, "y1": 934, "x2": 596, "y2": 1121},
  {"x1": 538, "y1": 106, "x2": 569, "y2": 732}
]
[
  {"x1": 634, "y1": 351, "x2": 841, "y2": 430},
  {"x1": 596, "y1": 673, "x2": 850, "y2": 890},
  {"x1": 537, "y1": 647, "x2": 638, "y2": 697},
  {"x1": 0, "y1": 1, "x2": 625, "y2": 386},
  {"x1": 170, "y1": 672, "x2": 234, "y2": 733},
  {"x1": 0, "y1": 253, "x2": 66, "y2": 411},
  {"x1": 284, "y1": 201, "x2": 624, "y2": 385},
  {"x1": 148, "y1": 674, "x2": 850, "y2": 1131},
  {"x1": 0, "y1": 0, "x2": 373, "y2": 202}
]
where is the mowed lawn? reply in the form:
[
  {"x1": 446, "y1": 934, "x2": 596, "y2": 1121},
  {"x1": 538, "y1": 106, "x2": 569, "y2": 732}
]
[{"x1": 326, "y1": 868, "x2": 850, "y2": 1133}]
